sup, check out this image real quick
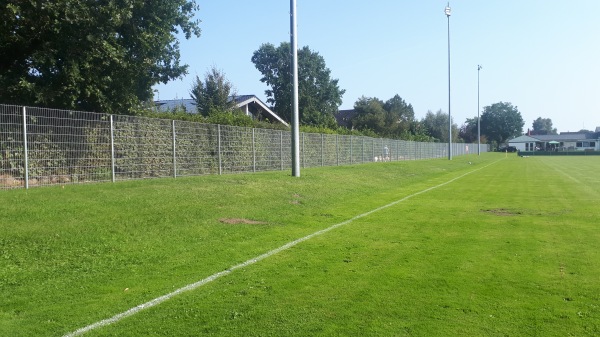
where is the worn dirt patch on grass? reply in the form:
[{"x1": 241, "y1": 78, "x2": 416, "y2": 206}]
[
  {"x1": 219, "y1": 218, "x2": 268, "y2": 225},
  {"x1": 481, "y1": 208, "x2": 522, "y2": 216}
]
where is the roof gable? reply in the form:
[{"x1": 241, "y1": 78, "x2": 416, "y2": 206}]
[{"x1": 154, "y1": 96, "x2": 288, "y2": 127}]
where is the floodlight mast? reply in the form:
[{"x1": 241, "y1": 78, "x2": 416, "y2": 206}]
[
  {"x1": 290, "y1": 0, "x2": 300, "y2": 177},
  {"x1": 477, "y1": 64, "x2": 482, "y2": 156},
  {"x1": 445, "y1": 3, "x2": 452, "y2": 160}
]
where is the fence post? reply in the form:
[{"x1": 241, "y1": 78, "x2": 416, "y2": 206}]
[
  {"x1": 22, "y1": 106, "x2": 29, "y2": 189},
  {"x1": 218, "y1": 125, "x2": 222, "y2": 175},
  {"x1": 252, "y1": 128, "x2": 256, "y2": 173},
  {"x1": 336, "y1": 134, "x2": 339, "y2": 166},
  {"x1": 110, "y1": 115, "x2": 115, "y2": 183},
  {"x1": 302, "y1": 132, "x2": 305, "y2": 168},
  {"x1": 372, "y1": 139, "x2": 375, "y2": 161},
  {"x1": 350, "y1": 136, "x2": 353, "y2": 164},
  {"x1": 321, "y1": 134, "x2": 324, "y2": 167},
  {"x1": 172, "y1": 120, "x2": 177, "y2": 178},
  {"x1": 280, "y1": 130, "x2": 284, "y2": 171},
  {"x1": 362, "y1": 137, "x2": 364, "y2": 163}
]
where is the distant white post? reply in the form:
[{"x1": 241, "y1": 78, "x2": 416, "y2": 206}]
[{"x1": 290, "y1": 0, "x2": 300, "y2": 177}]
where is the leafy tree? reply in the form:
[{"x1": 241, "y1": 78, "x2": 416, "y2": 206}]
[
  {"x1": 459, "y1": 118, "x2": 478, "y2": 143},
  {"x1": 351, "y1": 96, "x2": 386, "y2": 133},
  {"x1": 480, "y1": 102, "x2": 524, "y2": 145},
  {"x1": 459, "y1": 117, "x2": 488, "y2": 144},
  {"x1": 251, "y1": 42, "x2": 345, "y2": 128},
  {"x1": 350, "y1": 94, "x2": 415, "y2": 138},
  {"x1": 421, "y1": 110, "x2": 460, "y2": 142},
  {"x1": 0, "y1": 0, "x2": 201, "y2": 114},
  {"x1": 531, "y1": 117, "x2": 557, "y2": 135},
  {"x1": 383, "y1": 94, "x2": 415, "y2": 137},
  {"x1": 190, "y1": 66, "x2": 237, "y2": 116}
]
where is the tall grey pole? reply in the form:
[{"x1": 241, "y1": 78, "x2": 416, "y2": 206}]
[
  {"x1": 22, "y1": 106, "x2": 29, "y2": 189},
  {"x1": 477, "y1": 65, "x2": 482, "y2": 156},
  {"x1": 445, "y1": 3, "x2": 452, "y2": 160},
  {"x1": 290, "y1": 0, "x2": 300, "y2": 177}
]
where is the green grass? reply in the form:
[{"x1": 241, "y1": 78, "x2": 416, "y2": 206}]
[{"x1": 1, "y1": 154, "x2": 599, "y2": 336}]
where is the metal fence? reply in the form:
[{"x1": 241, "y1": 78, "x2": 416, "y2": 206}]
[{"x1": 0, "y1": 104, "x2": 489, "y2": 189}]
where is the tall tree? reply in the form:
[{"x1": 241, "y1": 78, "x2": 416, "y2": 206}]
[
  {"x1": 383, "y1": 94, "x2": 415, "y2": 136},
  {"x1": 459, "y1": 117, "x2": 488, "y2": 144},
  {"x1": 480, "y1": 102, "x2": 524, "y2": 145},
  {"x1": 350, "y1": 94, "x2": 415, "y2": 138},
  {"x1": 459, "y1": 118, "x2": 478, "y2": 143},
  {"x1": 0, "y1": 0, "x2": 200, "y2": 114},
  {"x1": 251, "y1": 42, "x2": 345, "y2": 128},
  {"x1": 421, "y1": 110, "x2": 460, "y2": 142},
  {"x1": 531, "y1": 117, "x2": 557, "y2": 135},
  {"x1": 351, "y1": 96, "x2": 387, "y2": 133},
  {"x1": 190, "y1": 66, "x2": 237, "y2": 116}
]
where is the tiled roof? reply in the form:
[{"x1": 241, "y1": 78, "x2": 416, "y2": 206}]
[
  {"x1": 534, "y1": 134, "x2": 589, "y2": 141},
  {"x1": 510, "y1": 132, "x2": 599, "y2": 143},
  {"x1": 155, "y1": 96, "x2": 260, "y2": 113},
  {"x1": 154, "y1": 96, "x2": 288, "y2": 127},
  {"x1": 155, "y1": 99, "x2": 196, "y2": 112}
]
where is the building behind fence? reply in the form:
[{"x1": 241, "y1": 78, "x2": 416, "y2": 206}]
[{"x1": 0, "y1": 104, "x2": 489, "y2": 190}]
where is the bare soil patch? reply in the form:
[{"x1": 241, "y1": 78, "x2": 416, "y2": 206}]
[
  {"x1": 219, "y1": 218, "x2": 268, "y2": 225},
  {"x1": 481, "y1": 208, "x2": 522, "y2": 216}
]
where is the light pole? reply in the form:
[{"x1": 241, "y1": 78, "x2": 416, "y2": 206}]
[
  {"x1": 477, "y1": 65, "x2": 482, "y2": 156},
  {"x1": 445, "y1": 3, "x2": 452, "y2": 160},
  {"x1": 290, "y1": 0, "x2": 300, "y2": 177}
]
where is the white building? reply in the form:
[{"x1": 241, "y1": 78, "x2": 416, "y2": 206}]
[{"x1": 508, "y1": 131, "x2": 600, "y2": 152}]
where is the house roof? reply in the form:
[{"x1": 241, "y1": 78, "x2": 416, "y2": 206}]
[
  {"x1": 154, "y1": 96, "x2": 288, "y2": 127},
  {"x1": 155, "y1": 99, "x2": 196, "y2": 112},
  {"x1": 335, "y1": 109, "x2": 356, "y2": 128},
  {"x1": 534, "y1": 133, "x2": 590, "y2": 141},
  {"x1": 234, "y1": 95, "x2": 289, "y2": 126},
  {"x1": 508, "y1": 135, "x2": 539, "y2": 143},
  {"x1": 509, "y1": 132, "x2": 598, "y2": 143}
]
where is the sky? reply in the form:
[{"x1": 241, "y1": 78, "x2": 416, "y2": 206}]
[{"x1": 153, "y1": 0, "x2": 600, "y2": 133}]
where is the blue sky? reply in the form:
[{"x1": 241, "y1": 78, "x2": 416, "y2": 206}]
[{"x1": 154, "y1": 1, "x2": 600, "y2": 133}]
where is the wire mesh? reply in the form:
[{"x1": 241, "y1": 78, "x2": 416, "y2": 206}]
[
  {"x1": 0, "y1": 104, "x2": 490, "y2": 189},
  {"x1": 0, "y1": 105, "x2": 25, "y2": 189}
]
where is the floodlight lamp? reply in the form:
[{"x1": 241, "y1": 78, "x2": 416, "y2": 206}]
[{"x1": 445, "y1": 4, "x2": 451, "y2": 17}]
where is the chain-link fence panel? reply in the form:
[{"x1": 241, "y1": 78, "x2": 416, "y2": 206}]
[
  {"x1": 113, "y1": 115, "x2": 174, "y2": 180},
  {"x1": 0, "y1": 105, "x2": 25, "y2": 189},
  {"x1": 175, "y1": 121, "x2": 218, "y2": 176},
  {"x1": 0, "y1": 104, "x2": 490, "y2": 190}
]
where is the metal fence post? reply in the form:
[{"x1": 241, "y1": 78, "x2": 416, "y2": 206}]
[
  {"x1": 218, "y1": 125, "x2": 222, "y2": 175},
  {"x1": 350, "y1": 136, "x2": 353, "y2": 164},
  {"x1": 172, "y1": 120, "x2": 177, "y2": 178},
  {"x1": 372, "y1": 139, "x2": 375, "y2": 161},
  {"x1": 110, "y1": 115, "x2": 115, "y2": 183},
  {"x1": 302, "y1": 132, "x2": 305, "y2": 168},
  {"x1": 336, "y1": 134, "x2": 339, "y2": 166},
  {"x1": 252, "y1": 128, "x2": 256, "y2": 173},
  {"x1": 321, "y1": 133, "x2": 324, "y2": 167},
  {"x1": 280, "y1": 130, "x2": 284, "y2": 171},
  {"x1": 362, "y1": 137, "x2": 364, "y2": 163},
  {"x1": 22, "y1": 106, "x2": 29, "y2": 189}
]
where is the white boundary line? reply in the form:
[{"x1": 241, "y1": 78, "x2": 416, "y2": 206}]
[{"x1": 63, "y1": 161, "x2": 498, "y2": 337}]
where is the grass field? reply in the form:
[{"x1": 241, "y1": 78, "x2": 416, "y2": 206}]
[{"x1": 1, "y1": 153, "x2": 599, "y2": 336}]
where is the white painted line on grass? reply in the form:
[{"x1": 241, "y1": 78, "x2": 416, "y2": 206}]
[{"x1": 63, "y1": 161, "x2": 498, "y2": 337}]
